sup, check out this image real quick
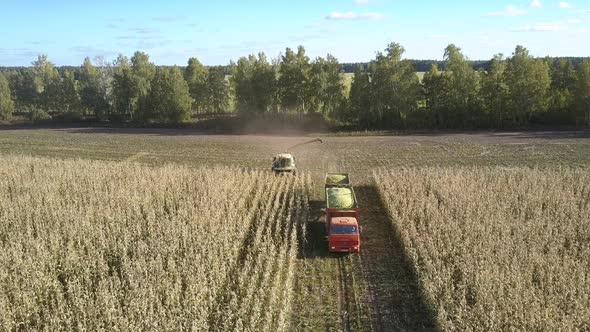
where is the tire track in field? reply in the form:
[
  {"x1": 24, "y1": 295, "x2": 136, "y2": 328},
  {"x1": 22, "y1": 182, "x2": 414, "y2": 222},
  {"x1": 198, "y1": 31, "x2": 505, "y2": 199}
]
[
  {"x1": 299, "y1": 139, "x2": 436, "y2": 331},
  {"x1": 357, "y1": 251, "x2": 385, "y2": 332},
  {"x1": 322, "y1": 147, "x2": 356, "y2": 331},
  {"x1": 317, "y1": 134, "x2": 438, "y2": 331},
  {"x1": 292, "y1": 143, "x2": 372, "y2": 331},
  {"x1": 125, "y1": 152, "x2": 148, "y2": 163},
  {"x1": 337, "y1": 256, "x2": 352, "y2": 332}
]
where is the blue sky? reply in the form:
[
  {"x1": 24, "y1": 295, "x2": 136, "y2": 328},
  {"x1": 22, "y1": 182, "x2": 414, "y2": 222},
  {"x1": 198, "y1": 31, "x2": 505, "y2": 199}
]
[{"x1": 0, "y1": 0, "x2": 589, "y2": 66}]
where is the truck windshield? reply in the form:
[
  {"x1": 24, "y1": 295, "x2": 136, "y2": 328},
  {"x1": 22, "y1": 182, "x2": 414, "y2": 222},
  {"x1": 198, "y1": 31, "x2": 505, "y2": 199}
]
[
  {"x1": 331, "y1": 225, "x2": 358, "y2": 234},
  {"x1": 276, "y1": 158, "x2": 293, "y2": 167}
]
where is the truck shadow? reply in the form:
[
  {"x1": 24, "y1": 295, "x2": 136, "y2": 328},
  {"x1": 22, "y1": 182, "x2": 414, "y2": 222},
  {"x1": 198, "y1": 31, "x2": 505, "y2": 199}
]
[
  {"x1": 298, "y1": 199, "x2": 331, "y2": 259},
  {"x1": 354, "y1": 185, "x2": 440, "y2": 332}
]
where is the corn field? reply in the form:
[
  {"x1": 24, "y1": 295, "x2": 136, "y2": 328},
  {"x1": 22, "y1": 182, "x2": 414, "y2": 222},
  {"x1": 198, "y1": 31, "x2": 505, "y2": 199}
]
[
  {"x1": 374, "y1": 167, "x2": 590, "y2": 331},
  {"x1": 0, "y1": 155, "x2": 310, "y2": 331}
]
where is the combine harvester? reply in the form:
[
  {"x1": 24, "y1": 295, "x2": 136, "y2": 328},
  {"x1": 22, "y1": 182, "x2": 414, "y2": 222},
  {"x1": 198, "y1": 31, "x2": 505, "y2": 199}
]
[
  {"x1": 324, "y1": 173, "x2": 361, "y2": 253},
  {"x1": 271, "y1": 138, "x2": 322, "y2": 175}
]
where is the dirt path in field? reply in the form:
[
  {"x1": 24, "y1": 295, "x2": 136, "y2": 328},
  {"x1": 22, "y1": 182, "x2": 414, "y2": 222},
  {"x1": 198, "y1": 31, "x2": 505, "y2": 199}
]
[{"x1": 355, "y1": 184, "x2": 438, "y2": 332}]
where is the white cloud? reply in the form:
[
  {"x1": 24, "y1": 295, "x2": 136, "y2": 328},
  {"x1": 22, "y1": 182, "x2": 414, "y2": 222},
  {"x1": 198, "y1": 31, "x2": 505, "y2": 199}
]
[
  {"x1": 531, "y1": 22, "x2": 563, "y2": 31},
  {"x1": 428, "y1": 34, "x2": 450, "y2": 39},
  {"x1": 514, "y1": 22, "x2": 564, "y2": 31},
  {"x1": 354, "y1": 0, "x2": 372, "y2": 4},
  {"x1": 486, "y1": 5, "x2": 528, "y2": 17},
  {"x1": 529, "y1": 0, "x2": 542, "y2": 8},
  {"x1": 513, "y1": 17, "x2": 586, "y2": 32},
  {"x1": 559, "y1": 2, "x2": 572, "y2": 8},
  {"x1": 152, "y1": 15, "x2": 186, "y2": 22},
  {"x1": 326, "y1": 12, "x2": 385, "y2": 20}
]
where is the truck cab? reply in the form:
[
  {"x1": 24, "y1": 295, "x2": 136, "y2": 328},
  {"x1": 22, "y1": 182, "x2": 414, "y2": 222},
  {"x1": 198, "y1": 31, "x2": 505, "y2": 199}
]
[
  {"x1": 328, "y1": 216, "x2": 360, "y2": 253},
  {"x1": 325, "y1": 173, "x2": 361, "y2": 253}
]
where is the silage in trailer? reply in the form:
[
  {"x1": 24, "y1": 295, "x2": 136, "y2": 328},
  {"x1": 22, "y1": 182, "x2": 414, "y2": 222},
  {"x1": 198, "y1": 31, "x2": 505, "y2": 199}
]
[
  {"x1": 326, "y1": 187, "x2": 355, "y2": 209},
  {"x1": 325, "y1": 173, "x2": 350, "y2": 186}
]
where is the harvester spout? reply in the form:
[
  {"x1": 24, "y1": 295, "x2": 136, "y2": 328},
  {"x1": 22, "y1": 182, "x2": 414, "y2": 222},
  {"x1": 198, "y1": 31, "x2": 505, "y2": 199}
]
[{"x1": 286, "y1": 138, "x2": 323, "y2": 151}]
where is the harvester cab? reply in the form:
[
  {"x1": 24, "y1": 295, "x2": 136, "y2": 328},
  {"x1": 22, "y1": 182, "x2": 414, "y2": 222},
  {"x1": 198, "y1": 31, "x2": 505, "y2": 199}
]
[
  {"x1": 271, "y1": 138, "x2": 322, "y2": 175},
  {"x1": 272, "y1": 153, "x2": 296, "y2": 175}
]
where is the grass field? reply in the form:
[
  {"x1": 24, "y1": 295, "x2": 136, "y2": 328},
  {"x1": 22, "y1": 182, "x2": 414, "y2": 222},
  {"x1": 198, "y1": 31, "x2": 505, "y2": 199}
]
[{"x1": 0, "y1": 128, "x2": 589, "y2": 331}]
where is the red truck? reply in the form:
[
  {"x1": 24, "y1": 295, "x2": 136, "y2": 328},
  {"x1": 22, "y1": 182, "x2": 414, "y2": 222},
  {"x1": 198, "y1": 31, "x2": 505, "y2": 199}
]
[{"x1": 324, "y1": 173, "x2": 361, "y2": 253}]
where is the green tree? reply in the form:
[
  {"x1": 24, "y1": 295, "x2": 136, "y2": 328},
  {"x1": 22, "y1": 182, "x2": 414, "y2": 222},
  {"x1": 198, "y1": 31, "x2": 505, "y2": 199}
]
[
  {"x1": 322, "y1": 54, "x2": 345, "y2": 117},
  {"x1": 31, "y1": 55, "x2": 59, "y2": 109},
  {"x1": 57, "y1": 71, "x2": 82, "y2": 114},
  {"x1": 131, "y1": 51, "x2": 156, "y2": 120},
  {"x1": 347, "y1": 66, "x2": 371, "y2": 126},
  {"x1": 278, "y1": 46, "x2": 310, "y2": 112},
  {"x1": 6, "y1": 69, "x2": 37, "y2": 109},
  {"x1": 111, "y1": 54, "x2": 133, "y2": 120},
  {"x1": 549, "y1": 58, "x2": 576, "y2": 116},
  {"x1": 94, "y1": 56, "x2": 114, "y2": 119},
  {"x1": 443, "y1": 44, "x2": 481, "y2": 127},
  {"x1": 0, "y1": 73, "x2": 14, "y2": 120},
  {"x1": 146, "y1": 67, "x2": 192, "y2": 123},
  {"x1": 369, "y1": 42, "x2": 420, "y2": 128},
  {"x1": 575, "y1": 60, "x2": 590, "y2": 126},
  {"x1": 551, "y1": 58, "x2": 576, "y2": 91},
  {"x1": 184, "y1": 57, "x2": 208, "y2": 114},
  {"x1": 232, "y1": 55, "x2": 256, "y2": 113},
  {"x1": 480, "y1": 54, "x2": 509, "y2": 127},
  {"x1": 110, "y1": 51, "x2": 156, "y2": 121},
  {"x1": 251, "y1": 53, "x2": 277, "y2": 114},
  {"x1": 79, "y1": 57, "x2": 108, "y2": 119},
  {"x1": 306, "y1": 57, "x2": 324, "y2": 114},
  {"x1": 422, "y1": 64, "x2": 451, "y2": 127},
  {"x1": 504, "y1": 46, "x2": 550, "y2": 125},
  {"x1": 204, "y1": 67, "x2": 229, "y2": 114},
  {"x1": 307, "y1": 54, "x2": 345, "y2": 116},
  {"x1": 232, "y1": 52, "x2": 277, "y2": 114}
]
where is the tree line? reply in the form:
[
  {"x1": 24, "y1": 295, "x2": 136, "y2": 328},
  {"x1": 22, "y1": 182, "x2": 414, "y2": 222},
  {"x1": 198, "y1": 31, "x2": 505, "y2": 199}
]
[
  {"x1": 4, "y1": 57, "x2": 589, "y2": 74},
  {"x1": 0, "y1": 42, "x2": 589, "y2": 129}
]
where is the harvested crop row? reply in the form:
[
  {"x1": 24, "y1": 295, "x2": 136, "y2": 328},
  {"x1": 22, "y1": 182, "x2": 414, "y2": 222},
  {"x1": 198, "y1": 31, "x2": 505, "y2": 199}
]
[
  {"x1": 374, "y1": 167, "x2": 590, "y2": 331},
  {"x1": 209, "y1": 172, "x2": 311, "y2": 331},
  {"x1": 0, "y1": 155, "x2": 309, "y2": 331}
]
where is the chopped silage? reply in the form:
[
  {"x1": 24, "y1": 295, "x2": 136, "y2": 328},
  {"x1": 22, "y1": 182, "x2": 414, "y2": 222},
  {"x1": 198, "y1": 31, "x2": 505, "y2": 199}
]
[
  {"x1": 326, "y1": 187, "x2": 355, "y2": 208},
  {"x1": 325, "y1": 174, "x2": 350, "y2": 185}
]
